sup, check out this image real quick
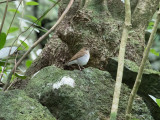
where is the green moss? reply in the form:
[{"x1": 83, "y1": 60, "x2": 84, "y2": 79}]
[
  {"x1": 86, "y1": 0, "x2": 108, "y2": 13},
  {"x1": 107, "y1": 57, "x2": 160, "y2": 119},
  {"x1": 25, "y1": 66, "x2": 153, "y2": 120},
  {"x1": 0, "y1": 90, "x2": 56, "y2": 120}
]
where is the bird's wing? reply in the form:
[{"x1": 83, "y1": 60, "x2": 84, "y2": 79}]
[{"x1": 68, "y1": 50, "x2": 85, "y2": 62}]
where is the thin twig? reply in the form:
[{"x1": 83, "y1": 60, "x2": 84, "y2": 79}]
[
  {"x1": 6, "y1": 51, "x2": 19, "y2": 91},
  {"x1": 0, "y1": 0, "x2": 60, "y2": 82},
  {"x1": 0, "y1": 0, "x2": 9, "y2": 82},
  {"x1": 3, "y1": 0, "x2": 75, "y2": 91},
  {"x1": 0, "y1": 0, "x2": 23, "y2": 82},
  {"x1": 110, "y1": 0, "x2": 131, "y2": 119},
  {"x1": 13, "y1": 0, "x2": 61, "y2": 52},
  {"x1": 125, "y1": 4, "x2": 160, "y2": 120},
  {"x1": 0, "y1": 0, "x2": 9, "y2": 33},
  {"x1": 15, "y1": 0, "x2": 61, "y2": 52},
  {"x1": 7, "y1": 0, "x2": 23, "y2": 36},
  {"x1": 0, "y1": 0, "x2": 16, "y2": 4}
]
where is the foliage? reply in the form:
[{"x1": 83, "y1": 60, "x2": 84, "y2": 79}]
[
  {"x1": 150, "y1": 48, "x2": 159, "y2": 56},
  {"x1": 0, "y1": 33, "x2": 6, "y2": 50},
  {"x1": 149, "y1": 95, "x2": 160, "y2": 108},
  {"x1": 14, "y1": 73, "x2": 26, "y2": 79},
  {"x1": 0, "y1": 0, "x2": 59, "y2": 85},
  {"x1": 7, "y1": 27, "x2": 19, "y2": 34},
  {"x1": 147, "y1": 20, "x2": 154, "y2": 32},
  {"x1": 8, "y1": 9, "x2": 20, "y2": 14},
  {"x1": 156, "y1": 99, "x2": 160, "y2": 107},
  {"x1": 26, "y1": 1, "x2": 39, "y2": 6},
  {"x1": 147, "y1": 14, "x2": 160, "y2": 70},
  {"x1": 25, "y1": 60, "x2": 32, "y2": 68},
  {"x1": 19, "y1": 40, "x2": 29, "y2": 50}
]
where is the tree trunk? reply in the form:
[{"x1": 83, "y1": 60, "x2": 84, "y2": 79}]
[{"x1": 25, "y1": 0, "x2": 159, "y2": 76}]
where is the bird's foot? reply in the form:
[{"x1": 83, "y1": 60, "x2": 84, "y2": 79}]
[
  {"x1": 78, "y1": 65, "x2": 82, "y2": 71},
  {"x1": 77, "y1": 65, "x2": 86, "y2": 71}
]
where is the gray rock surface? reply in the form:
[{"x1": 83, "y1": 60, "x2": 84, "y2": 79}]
[
  {"x1": 25, "y1": 66, "x2": 154, "y2": 120},
  {"x1": 107, "y1": 57, "x2": 160, "y2": 120},
  {"x1": 0, "y1": 90, "x2": 56, "y2": 120}
]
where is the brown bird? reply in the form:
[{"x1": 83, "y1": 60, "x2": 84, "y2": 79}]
[{"x1": 67, "y1": 47, "x2": 90, "y2": 70}]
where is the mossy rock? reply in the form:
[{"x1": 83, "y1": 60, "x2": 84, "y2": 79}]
[
  {"x1": 107, "y1": 57, "x2": 160, "y2": 120},
  {"x1": 0, "y1": 90, "x2": 56, "y2": 120},
  {"x1": 107, "y1": 57, "x2": 160, "y2": 96},
  {"x1": 24, "y1": 66, "x2": 153, "y2": 120}
]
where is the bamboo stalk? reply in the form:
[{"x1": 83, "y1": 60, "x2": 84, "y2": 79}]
[
  {"x1": 110, "y1": 0, "x2": 131, "y2": 119},
  {"x1": 0, "y1": 0, "x2": 9, "y2": 33},
  {"x1": 125, "y1": 4, "x2": 160, "y2": 120}
]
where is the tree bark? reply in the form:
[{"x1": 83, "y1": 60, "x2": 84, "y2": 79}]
[
  {"x1": 110, "y1": 0, "x2": 131, "y2": 119},
  {"x1": 25, "y1": 0, "x2": 159, "y2": 77}
]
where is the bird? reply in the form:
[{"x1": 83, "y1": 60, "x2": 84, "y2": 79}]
[{"x1": 66, "y1": 47, "x2": 90, "y2": 70}]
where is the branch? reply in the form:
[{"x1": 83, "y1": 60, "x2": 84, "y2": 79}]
[
  {"x1": 6, "y1": 51, "x2": 19, "y2": 91},
  {"x1": 125, "y1": 3, "x2": 160, "y2": 120},
  {"x1": 0, "y1": 0, "x2": 9, "y2": 33},
  {"x1": 0, "y1": 0, "x2": 15, "y2": 4},
  {"x1": 3, "y1": 0, "x2": 75, "y2": 91},
  {"x1": 14, "y1": 0, "x2": 61, "y2": 52},
  {"x1": 110, "y1": 0, "x2": 131, "y2": 119},
  {"x1": 0, "y1": 0, "x2": 23, "y2": 83},
  {"x1": 0, "y1": 0, "x2": 60, "y2": 82},
  {"x1": 7, "y1": 0, "x2": 23, "y2": 36}
]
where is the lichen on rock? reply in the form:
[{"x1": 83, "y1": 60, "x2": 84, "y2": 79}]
[
  {"x1": 25, "y1": 66, "x2": 154, "y2": 120},
  {"x1": 0, "y1": 90, "x2": 56, "y2": 120}
]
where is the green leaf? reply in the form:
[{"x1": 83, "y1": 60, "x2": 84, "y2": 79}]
[
  {"x1": 0, "y1": 67, "x2": 7, "y2": 74},
  {"x1": 156, "y1": 99, "x2": 160, "y2": 107},
  {"x1": 7, "y1": 27, "x2": 19, "y2": 33},
  {"x1": 17, "y1": 46, "x2": 23, "y2": 51},
  {"x1": 15, "y1": 73, "x2": 27, "y2": 79},
  {"x1": 26, "y1": 15, "x2": 41, "y2": 26},
  {"x1": 0, "y1": 61, "x2": 5, "y2": 66},
  {"x1": 26, "y1": 15, "x2": 37, "y2": 21},
  {"x1": 150, "y1": 49, "x2": 159, "y2": 56},
  {"x1": 148, "y1": 21, "x2": 154, "y2": 26},
  {"x1": 35, "y1": 27, "x2": 47, "y2": 33},
  {"x1": 26, "y1": 1, "x2": 39, "y2": 6},
  {"x1": 26, "y1": 60, "x2": 32, "y2": 68},
  {"x1": 147, "y1": 21, "x2": 154, "y2": 30},
  {"x1": 0, "y1": 33, "x2": 6, "y2": 50},
  {"x1": 0, "y1": 60, "x2": 10, "y2": 66},
  {"x1": 20, "y1": 40, "x2": 29, "y2": 50},
  {"x1": 8, "y1": 9, "x2": 20, "y2": 14},
  {"x1": 147, "y1": 26, "x2": 153, "y2": 30}
]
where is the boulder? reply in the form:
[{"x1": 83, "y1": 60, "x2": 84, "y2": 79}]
[
  {"x1": 0, "y1": 90, "x2": 56, "y2": 120},
  {"x1": 107, "y1": 57, "x2": 160, "y2": 120},
  {"x1": 25, "y1": 66, "x2": 153, "y2": 120}
]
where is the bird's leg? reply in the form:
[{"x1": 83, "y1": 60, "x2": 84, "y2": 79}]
[
  {"x1": 81, "y1": 66, "x2": 85, "y2": 69},
  {"x1": 78, "y1": 64, "x2": 82, "y2": 71}
]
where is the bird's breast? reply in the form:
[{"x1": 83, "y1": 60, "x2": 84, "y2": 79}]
[{"x1": 77, "y1": 53, "x2": 90, "y2": 66}]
